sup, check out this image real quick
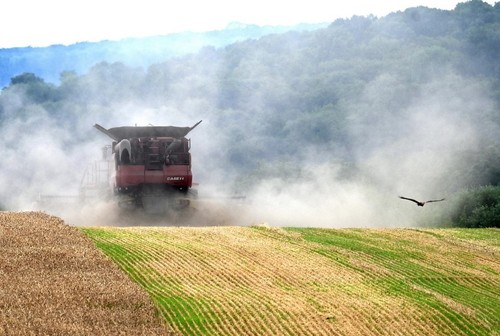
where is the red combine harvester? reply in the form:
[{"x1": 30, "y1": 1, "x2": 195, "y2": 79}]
[{"x1": 93, "y1": 120, "x2": 202, "y2": 213}]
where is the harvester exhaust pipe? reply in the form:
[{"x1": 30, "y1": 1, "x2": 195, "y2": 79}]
[
  {"x1": 188, "y1": 120, "x2": 202, "y2": 134},
  {"x1": 94, "y1": 124, "x2": 119, "y2": 141}
]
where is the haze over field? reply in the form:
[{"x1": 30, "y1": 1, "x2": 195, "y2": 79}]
[
  {"x1": 2, "y1": 72, "x2": 495, "y2": 228},
  {"x1": 1, "y1": 1, "x2": 499, "y2": 228}
]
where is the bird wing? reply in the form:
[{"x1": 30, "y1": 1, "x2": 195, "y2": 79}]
[
  {"x1": 399, "y1": 196, "x2": 420, "y2": 204},
  {"x1": 425, "y1": 198, "x2": 445, "y2": 203}
]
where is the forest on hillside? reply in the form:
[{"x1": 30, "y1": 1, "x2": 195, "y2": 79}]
[
  {"x1": 0, "y1": 22, "x2": 328, "y2": 88},
  {"x1": 0, "y1": 0, "x2": 499, "y2": 227}
]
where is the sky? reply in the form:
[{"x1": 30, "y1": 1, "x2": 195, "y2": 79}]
[{"x1": 1, "y1": 0, "x2": 496, "y2": 48}]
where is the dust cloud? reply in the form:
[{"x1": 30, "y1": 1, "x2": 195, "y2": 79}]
[
  {"x1": 0, "y1": 63, "x2": 497, "y2": 228},
  {"x1": 230, "y1": 72, "x2": 497, "y2": 228}
]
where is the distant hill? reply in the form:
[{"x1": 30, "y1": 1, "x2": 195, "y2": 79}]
[{"x1": 0, "y1": 22, "x2": 329, "y2": 88}]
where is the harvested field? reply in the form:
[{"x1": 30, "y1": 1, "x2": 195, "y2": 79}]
[
  {"x1": 0, "y1": 212, "x2": 174, "y2": 336},
  {"x1": 2, "y1": 211, "x2": 499, "y2": 336},
  {"x1": 82, "y1": 225, "x2": 500, "y2": 336}
]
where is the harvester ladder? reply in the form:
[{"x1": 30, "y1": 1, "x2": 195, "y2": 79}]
[{"x1": 145, "y1": 140, "x2": 163, "y2": 170}]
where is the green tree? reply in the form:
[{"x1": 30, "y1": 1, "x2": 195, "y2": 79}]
[
  {"x1": 8, "y1": 72, "x2": 58, "y2": 103},
  {"x1": 451, "y1": 186, "x2": 500, "y2": 228}
]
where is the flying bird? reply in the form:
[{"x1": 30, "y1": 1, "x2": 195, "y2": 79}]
[{"x1": 399, "y1": 196, "x2": 445, "y2": 207}]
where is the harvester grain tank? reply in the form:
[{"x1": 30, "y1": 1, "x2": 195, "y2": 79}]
[{"x1": 94, "y1": 121, "x2": 202, "y2": 213}]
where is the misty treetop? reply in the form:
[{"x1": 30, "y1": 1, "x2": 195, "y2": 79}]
[
  {"x1": 0, "y1": 23, "x2": 329, "y2": 89},
  {"x1": 0, "y1": 0, "x2": 499, "y2": 225}
]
